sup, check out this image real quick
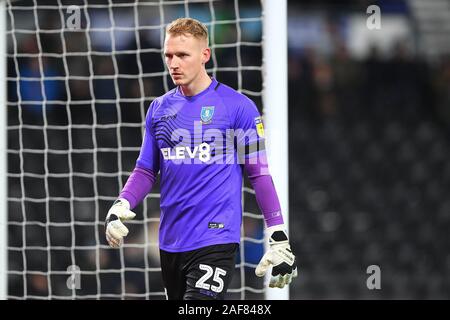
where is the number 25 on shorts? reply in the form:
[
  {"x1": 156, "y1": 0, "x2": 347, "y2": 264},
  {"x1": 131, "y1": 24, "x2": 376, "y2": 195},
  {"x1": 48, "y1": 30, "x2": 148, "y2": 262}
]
[{"x1": 195, "y1": 264, "x2": 227, "y2": 293}]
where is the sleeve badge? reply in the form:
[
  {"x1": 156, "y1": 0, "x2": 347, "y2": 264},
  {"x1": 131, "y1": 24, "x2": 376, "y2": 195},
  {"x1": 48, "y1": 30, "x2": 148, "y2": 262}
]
[{"x1": 254, "y1": 117, "x2": 265, "y2": 138}]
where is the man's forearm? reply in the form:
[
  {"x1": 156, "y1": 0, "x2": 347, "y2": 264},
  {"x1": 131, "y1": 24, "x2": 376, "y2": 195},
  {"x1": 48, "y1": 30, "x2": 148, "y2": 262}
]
[
  {"x1": 119, "y1": 166, "x2": 156, "y2": 209},
  {"x1": 244, "y1": 155, "x2": 284, "y2": 227}
]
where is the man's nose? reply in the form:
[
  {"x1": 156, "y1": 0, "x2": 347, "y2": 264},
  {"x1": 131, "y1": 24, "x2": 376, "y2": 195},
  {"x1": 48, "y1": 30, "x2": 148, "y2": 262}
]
[{"x1": 170, "y1": 56, "x2": 180, "y2": 69}]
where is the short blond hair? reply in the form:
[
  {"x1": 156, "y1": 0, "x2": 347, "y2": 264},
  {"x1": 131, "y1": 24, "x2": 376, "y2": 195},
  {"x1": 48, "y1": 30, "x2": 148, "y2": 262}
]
[{"x1": 166, "y1": 18, "x2": 209, "y2": 45}]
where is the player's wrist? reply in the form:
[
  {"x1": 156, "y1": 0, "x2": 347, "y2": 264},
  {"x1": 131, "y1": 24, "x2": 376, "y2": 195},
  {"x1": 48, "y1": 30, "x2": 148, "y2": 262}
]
[
  {"x1": 106, "y1": 198, "x2": 131, "y2": 226},
  {"x1": 112, "y1": 198, "x2": 131, "y2": 210},
  {"x1": 267, "y1": 224, "x2": 289, "y2": 246}
]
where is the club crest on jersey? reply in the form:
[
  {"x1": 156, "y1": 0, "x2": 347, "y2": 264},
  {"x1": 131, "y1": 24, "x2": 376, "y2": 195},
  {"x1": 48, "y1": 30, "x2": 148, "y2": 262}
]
[
  {"x1": 200, "y1": 106, "x2": 215, "y2": 124},
  {"x1": 255, "y1": 117, "x2": 265, "y2": 137}
]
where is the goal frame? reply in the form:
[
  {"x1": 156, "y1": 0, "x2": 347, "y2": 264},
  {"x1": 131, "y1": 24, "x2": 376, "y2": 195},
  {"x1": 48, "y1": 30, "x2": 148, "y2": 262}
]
[
  {"x1": 1, "y1": 0, "x2": 8, "y2": 301},
  {"x1": 262, "y1": 0, "x2": 289, "y2": 300}
]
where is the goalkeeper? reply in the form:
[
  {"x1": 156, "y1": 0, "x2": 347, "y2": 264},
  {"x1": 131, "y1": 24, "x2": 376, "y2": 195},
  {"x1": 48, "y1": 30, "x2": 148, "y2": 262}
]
[{"x1": 105, "y1": 18, "x2": 297, "y2": 300}]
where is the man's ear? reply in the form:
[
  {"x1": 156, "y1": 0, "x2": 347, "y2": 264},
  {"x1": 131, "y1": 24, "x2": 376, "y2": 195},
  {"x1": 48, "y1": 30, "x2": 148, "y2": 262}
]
[{"x1": 202, "y1": 47, "x2": 211, "y2": 65}]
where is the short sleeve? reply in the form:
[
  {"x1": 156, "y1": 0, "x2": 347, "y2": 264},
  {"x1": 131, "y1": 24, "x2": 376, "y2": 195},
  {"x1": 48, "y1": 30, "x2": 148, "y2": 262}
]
[
  {"x1": 136, "y1": 101, "x2": 161, "y2": 173},
  {"x1": 233, "y1": 98, "x2": 266, "y2": 162}
]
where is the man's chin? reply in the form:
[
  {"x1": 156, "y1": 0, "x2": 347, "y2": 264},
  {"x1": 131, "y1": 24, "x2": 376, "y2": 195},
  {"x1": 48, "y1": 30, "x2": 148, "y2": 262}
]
[{"x1": 172, "y1": 77, "x2": 185, "y2": 86}]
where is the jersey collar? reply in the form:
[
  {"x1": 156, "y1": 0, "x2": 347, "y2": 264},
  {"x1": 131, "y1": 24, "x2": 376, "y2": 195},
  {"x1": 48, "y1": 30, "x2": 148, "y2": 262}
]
[{"x1": 175, "y1": 77, "x2": 218, "y2": 100}]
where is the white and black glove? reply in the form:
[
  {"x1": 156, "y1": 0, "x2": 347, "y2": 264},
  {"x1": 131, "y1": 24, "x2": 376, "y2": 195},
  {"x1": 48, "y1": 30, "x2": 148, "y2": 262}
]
[
  {"x1": 105, "y1": 198, "x2": 136, "y2": 248},
  {"x1": 255, "y1": 224, "x2": 298, "y2": 288}
]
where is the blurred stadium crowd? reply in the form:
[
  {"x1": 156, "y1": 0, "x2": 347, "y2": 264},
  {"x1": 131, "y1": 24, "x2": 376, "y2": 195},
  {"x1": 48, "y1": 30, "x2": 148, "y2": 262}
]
[
  {"x1": 6, "y1": 0, "x2": 450, "y2": 299},
  {"x1": 288, "y1": 0, "x2": 450, "y2": 299}
]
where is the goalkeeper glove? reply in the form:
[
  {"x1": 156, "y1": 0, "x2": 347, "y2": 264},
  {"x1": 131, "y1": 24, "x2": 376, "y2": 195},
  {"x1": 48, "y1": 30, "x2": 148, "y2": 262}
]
[
  {"x1": 105, "y1": 198, "x2": 136, "y2": 248},
  {"x1": 255, "y1": 224, "x2": 298, "y2": 288}
]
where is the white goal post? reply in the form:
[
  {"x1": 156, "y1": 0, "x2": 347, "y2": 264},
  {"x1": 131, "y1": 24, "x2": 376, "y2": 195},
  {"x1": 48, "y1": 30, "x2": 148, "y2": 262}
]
[
  {"x1": 0, "y1": 0, "x2": 8, "y2": 301},
  {"x1": 262, "y1": 0, "x2": 288, "y2": 300},
  {"x1": 0, "y1": 0, "x2": 288, "y2": 300}
]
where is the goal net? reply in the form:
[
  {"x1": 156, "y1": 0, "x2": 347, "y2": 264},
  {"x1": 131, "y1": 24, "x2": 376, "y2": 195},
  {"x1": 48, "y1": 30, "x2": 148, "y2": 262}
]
[{"x1": 3, "y1": 0, "x2": 281, "y2": 300}]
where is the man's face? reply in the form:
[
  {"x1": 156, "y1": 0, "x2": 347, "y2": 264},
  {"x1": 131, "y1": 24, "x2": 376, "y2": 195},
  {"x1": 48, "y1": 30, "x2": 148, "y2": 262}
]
[{"x1": 164, "y1": 33, "x2": 210, "y2": 87}]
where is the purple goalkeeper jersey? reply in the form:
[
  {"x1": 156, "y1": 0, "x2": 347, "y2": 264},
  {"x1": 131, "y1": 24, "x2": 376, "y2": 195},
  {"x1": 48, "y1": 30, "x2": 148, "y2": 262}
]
[{"x1": 136, "y1": 77, "x2": 266, "y2": 252}]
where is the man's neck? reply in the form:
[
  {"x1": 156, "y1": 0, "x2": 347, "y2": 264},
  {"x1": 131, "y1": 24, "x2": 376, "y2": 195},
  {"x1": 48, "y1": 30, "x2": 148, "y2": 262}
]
[{"x1": 180, "y1": 72, "x2": 212, "y2": 97}]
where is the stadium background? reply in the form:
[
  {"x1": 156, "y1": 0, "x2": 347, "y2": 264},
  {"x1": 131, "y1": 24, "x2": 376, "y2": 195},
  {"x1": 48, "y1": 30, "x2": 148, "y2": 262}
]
[{"x1": 5, "y1": 0, "x2": 450, "y2": 299}]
